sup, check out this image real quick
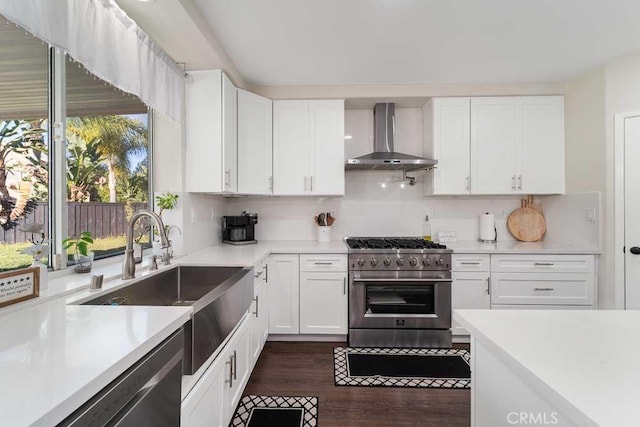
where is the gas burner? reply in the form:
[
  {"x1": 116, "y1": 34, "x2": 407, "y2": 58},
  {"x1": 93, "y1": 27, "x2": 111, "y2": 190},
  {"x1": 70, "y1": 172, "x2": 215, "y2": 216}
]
[{"x1": 346, "y1": 237, "x2": 447, "y2": 250}]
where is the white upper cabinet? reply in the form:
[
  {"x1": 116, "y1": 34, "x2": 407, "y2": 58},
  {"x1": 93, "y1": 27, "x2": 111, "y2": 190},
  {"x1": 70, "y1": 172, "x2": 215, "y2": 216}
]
[
  {"x1": 237, "y1": 89, "x2": 273, "y2": 195},
  {"x1": 455, "y1": 95, "x2": 564, "y2": 196},
  {"x1": 185, "y1": 70, "x2": 237, "y2": 194},
  {"x1": 424, "y1": 98, "x2": 471, "y2": 195},
  {"x1": 470, "y1": 97, "x2": 520, "y2": 194},
  {"x1": 273, "y1": 99, "x2": 345, "y2": 196},
  {"x1": 519, "y1": 96, "x2": 565, "y2": 194}
]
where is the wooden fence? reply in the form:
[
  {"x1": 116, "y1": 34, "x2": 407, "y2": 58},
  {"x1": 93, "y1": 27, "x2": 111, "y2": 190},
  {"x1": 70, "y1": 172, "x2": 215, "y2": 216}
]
[{"x1": 0, "y1": 201, "x2": 148, "y2": 244}]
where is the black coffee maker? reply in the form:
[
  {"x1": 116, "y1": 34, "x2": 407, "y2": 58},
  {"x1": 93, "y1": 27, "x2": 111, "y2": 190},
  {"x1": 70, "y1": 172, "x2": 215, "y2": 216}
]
[{"x1": 222, "y1": 211, "x2": 258, "y2": 245}]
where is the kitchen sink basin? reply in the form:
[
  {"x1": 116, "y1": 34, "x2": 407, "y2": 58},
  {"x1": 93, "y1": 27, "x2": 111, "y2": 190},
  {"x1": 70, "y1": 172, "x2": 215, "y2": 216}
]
[
  {"x1": 81, "y1": 266, "x2": 244, "y2": 309},
  {"x1": 79, "y1": 265, "x2": 254, "y2": 375}
]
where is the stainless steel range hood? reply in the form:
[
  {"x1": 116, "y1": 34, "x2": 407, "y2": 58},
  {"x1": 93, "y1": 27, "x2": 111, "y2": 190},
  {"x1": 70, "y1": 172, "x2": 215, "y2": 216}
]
[{"x1": 345, "y1": 103, "x2": 437, "y2": 171}]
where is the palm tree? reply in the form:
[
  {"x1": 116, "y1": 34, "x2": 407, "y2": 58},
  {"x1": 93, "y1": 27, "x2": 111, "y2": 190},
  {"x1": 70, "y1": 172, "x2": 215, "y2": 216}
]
[
  {"x1": 66, "y1": 134, "x2": 107, "y2": 202},
  {"x1": 67, "y1": 115, "x2": 147, "y2": 202}
]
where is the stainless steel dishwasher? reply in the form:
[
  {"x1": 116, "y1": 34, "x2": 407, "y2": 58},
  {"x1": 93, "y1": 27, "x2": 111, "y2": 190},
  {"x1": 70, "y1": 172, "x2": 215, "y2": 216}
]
[{"x1": 58, "y1": 328, "x2": 184, "y2": 426}]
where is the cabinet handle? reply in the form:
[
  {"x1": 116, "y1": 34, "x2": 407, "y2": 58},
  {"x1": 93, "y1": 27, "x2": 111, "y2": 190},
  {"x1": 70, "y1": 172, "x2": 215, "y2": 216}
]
[
  {"x1": 465, "y1": 176, "x2": 470, "y2": 191},
  {"x1": 269, "y1": 176, "x2": 273, "y2": 191},
  {"x1": 460, "y1": 262, "x2": 481, "y2": 265},
  {"x1": 487, "y1": 277, "x2": 491, "y2": 295},
  {"x1": 225, "y1": 356, "x2": 233, "y2": 388},
  {"x1": 534, "y1": 262, "x2": 555, "y2": 266},
  {"x1": 232, "y1": 350, "x2": 237, "y2": 380},
  {"x1": 511, "y1": 175, "x2": 516, "y2": 190},
  {"x1": 343, "y1": 277, "x2": 346, "y2": 295},
  {"x1": 310, "y1": 176, "x2": 314, "y2": 192},
  {"x1": 314, "y1": 262, "x2": 333, "y2": 265},
  {"x1": 264, "y1": 264, "x2": 268, "y2": 282},
  {"x1": 253, "y1": 296, "x2": 259, "y2": 317},
  {"x1": 534, "y1": 287, "x2": 554, "y2": 292},
  {"x1": 518, "y1": 175, "x2": 523, "y2": 190}
]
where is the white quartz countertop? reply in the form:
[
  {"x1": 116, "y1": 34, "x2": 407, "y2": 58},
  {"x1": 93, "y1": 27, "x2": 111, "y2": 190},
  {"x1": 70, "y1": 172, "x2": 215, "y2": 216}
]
[
  {"x1": 0, "y1": 300, "x2": 191, "y2": 426},
  {"x1": 454, "y1": 309, "x2": 640, "y2": 427},
  {"x1": 179, "y1": 240, "x2": 349, "y2": 267},
  {"x1": 446, "y1": 240, "x2": 601, "y2": 254}
]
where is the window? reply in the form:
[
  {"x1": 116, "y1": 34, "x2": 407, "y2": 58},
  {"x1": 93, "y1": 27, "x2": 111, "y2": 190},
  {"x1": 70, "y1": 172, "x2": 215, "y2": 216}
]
[
  {"x1": 0, "y1": 13, "x2": 153, "y2": 272},
  {"x1": 65, "y1": 57, "x2": 151, "y2": 263},
  {"x1": 0, "y1": 15, "x2": 50, "y2": 271}
]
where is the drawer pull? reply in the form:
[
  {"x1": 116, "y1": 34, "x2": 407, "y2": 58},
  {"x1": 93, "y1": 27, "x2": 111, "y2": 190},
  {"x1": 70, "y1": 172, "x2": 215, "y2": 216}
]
[
  {"x1": 534, "y1": 262, "x2": 555, "y2": 266},
  {"x1": 314, "y1": 262, "x2": 334, "y2": 265},
  {"x1": 534, "y1": 287, "x2": 555, "y2": 291},
  {"x1": 460, "y1": 262, "x2": 481, "y2": 265}
]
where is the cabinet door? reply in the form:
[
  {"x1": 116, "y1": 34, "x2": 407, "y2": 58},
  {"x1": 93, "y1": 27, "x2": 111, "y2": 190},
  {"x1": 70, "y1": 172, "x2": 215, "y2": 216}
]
[
  {"x1": 221, "y1": 73, "x2": 237, "y2": 193},
  {"x1": 185, "y1": 70, "x2": 223, "y2": 193},
  {"x1": 222, "y1": 315, "x2": 251, "y2": 424},
  {"x1": 181, "y1": 350, "x2": 226, "y2": 427},
  {"x1": 519, "y1": 96, "x2": 565, "y2": 194},
  {"x1": 238, "y1": 89, "x2": 273, "y2": 195},
  {"x1": 427, "y1": 98, "x2": 471, "y2": 195},
  {"x1": 451, "y1": 272, "x2": 491, "y2": 335},
  {"x1": 299, "y1": 272, "x2": 348, "y2": 334},
  {"x1": 309, "y1": 100, "x2": 345, "y2": 195},
  {"x1": 250, "y1": 281, "x2": 268, "y2": 366},
  {"x1": 273, "y1": 101, "x2": 310, "y2": 195},
  {"x1": 470, "y1": 98, "x2": 519, "y2": 194},
  {"x1": 267, "y1": 254, "x2": 300, "y2": 334}
]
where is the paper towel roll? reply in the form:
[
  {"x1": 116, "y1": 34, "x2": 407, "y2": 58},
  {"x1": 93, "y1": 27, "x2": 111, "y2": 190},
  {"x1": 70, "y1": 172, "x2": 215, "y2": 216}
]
[{"x1": 480, "y1": 213, "x2": 497, "y2": 242}]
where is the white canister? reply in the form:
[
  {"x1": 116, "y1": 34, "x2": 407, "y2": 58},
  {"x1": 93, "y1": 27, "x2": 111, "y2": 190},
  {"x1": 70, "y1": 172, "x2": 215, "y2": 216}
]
[{"x1": 317, "y1": 226, "x2": 331, "y2": 243}]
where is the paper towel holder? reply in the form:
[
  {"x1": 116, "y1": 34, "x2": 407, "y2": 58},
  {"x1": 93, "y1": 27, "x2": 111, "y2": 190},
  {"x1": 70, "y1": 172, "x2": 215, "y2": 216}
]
[{"x1": 479, "y1": 212, "x2": 497, "y2": 243}]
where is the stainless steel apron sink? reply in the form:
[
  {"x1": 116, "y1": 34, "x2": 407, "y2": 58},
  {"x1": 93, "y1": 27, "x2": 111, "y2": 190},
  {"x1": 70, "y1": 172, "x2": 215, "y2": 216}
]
[{"x1": 79, "y1": 265, "x2": 254, "y2": 375}]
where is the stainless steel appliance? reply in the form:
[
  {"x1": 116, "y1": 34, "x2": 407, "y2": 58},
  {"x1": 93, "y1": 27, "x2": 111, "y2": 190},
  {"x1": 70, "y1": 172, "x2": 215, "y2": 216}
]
[
  {"x1": 345, "y1": 103, "x2": 437, "y2": 171},
  {"x1": 346, "y1": 237, "x2": 453, "y2": 348},
  {"x1": 60, "y1": 329, "x2": 184, "y2": 426},
  {"x1": 222, "y1": 211, "x2": 258, "y2": 245}
]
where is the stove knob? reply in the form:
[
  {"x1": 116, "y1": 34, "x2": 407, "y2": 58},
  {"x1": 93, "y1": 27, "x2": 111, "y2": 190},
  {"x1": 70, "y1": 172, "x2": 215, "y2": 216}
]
[
  {"x1": 409, "y1": 256, "x2": 419, "y2": 267},
  {"x1": 396, "y1": 257, "x2": 404, "y2": 266},
  {"x1": 423, "y1": 258, "x2": 431, "y2": 266},
  {"x1": 383, "y1": 257, "x2": 392, "y2": 267},
  {"x1": 436, "y1": 258, "x2": 444, "y2": 266},
  {"x1": 370, "y1": 258, "x2": 379, "y2": 267},
  {"x1": 358, "y1": 258, "x2": 366, "y2": 267}
]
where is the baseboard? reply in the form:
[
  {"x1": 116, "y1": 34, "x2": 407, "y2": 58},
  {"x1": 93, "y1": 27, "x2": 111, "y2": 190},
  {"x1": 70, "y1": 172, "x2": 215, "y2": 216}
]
[
  {"x1": 453, "y1": 335, "x2": 470, "y2": 344},
  {"x1": 267, "y1": 334, "x2": 347, "y2": 342}
]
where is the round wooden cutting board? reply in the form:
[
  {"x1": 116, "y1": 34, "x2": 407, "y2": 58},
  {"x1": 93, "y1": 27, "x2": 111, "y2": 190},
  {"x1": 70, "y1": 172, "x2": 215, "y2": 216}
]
[{"x1": 507, "y1": 207, "x2": 546, "y2": 242}]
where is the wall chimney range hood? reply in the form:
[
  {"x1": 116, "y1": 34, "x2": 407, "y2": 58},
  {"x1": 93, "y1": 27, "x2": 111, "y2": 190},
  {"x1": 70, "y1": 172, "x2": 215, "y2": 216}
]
[{"x1": 345, "y1": 103, "x2": 437, "y2": 171}]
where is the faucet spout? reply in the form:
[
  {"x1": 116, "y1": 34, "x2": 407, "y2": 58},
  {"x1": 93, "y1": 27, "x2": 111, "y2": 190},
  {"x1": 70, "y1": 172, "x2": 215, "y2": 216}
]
[{"x1": 123, "y1": 210, "x2": 170, "y2": 280}]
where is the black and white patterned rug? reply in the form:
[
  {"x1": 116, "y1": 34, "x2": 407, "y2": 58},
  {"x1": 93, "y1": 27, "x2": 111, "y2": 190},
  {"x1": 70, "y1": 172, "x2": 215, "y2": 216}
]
[
  {"x1": 334, "y1": 347, "x2": 471, "y2": 389},
  {"x1": 230, "y1": 395, "x2": 319, "y2": 427}
]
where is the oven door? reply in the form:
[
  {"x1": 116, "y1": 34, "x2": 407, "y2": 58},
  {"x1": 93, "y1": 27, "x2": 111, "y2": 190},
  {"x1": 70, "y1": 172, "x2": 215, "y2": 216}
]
[{"x1": 349, "y1": 272, "x2": 452, "y2": 330}]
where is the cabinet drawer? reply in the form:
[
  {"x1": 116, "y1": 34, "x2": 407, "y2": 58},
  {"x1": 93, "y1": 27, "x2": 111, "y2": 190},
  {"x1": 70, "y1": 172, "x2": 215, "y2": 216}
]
[
  {"x1": 299, "y1": 254, "x2": 347, "y2": 272},
  {"x1": 491, "y1": 254, "x2": 594, "y2": 273},
  {"x1": 490, "y1": 273, "x2": 594, "y2": 306},
  {"x1": 452, "y1": 254, "x2": 490, "y2": 272}
]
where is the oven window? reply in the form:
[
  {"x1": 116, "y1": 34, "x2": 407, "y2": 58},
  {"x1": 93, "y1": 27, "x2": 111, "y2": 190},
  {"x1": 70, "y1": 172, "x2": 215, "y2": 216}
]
[{"x1": 366, "y1": 284, "x2": 435, "y2": 315}]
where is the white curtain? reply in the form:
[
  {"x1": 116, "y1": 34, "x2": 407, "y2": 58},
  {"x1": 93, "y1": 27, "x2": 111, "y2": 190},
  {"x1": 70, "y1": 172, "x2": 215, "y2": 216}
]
[{"x1": 0, "y1": 0, "x2": 184, "y2": 122}]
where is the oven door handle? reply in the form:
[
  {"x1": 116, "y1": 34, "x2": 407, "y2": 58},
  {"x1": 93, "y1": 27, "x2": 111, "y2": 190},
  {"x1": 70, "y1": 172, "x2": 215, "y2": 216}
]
[{"x1": 351, "y1": 278, "x2": 452, "y2": 283}]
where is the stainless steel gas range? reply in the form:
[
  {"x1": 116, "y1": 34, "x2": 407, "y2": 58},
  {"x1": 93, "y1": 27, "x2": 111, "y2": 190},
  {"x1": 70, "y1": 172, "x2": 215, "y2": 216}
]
[{"x1": 346, "y1": 237, "x2": 453, "y2": 348}]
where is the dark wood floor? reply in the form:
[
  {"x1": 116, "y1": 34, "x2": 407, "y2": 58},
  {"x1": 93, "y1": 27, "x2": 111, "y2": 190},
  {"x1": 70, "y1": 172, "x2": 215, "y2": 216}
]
[{"x1": 243, "y1": 342, "x2": 471, "y2": 427}]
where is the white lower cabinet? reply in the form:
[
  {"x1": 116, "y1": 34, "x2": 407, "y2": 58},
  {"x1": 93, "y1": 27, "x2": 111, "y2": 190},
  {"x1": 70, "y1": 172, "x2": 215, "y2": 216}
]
[
  {"x1": 299, "y1": 272, "x2": 348, "y2": 334},
  {"x1": 250, "y1": 280, "x2": 269, "y2": 366},
  {"x1": 268, "y1": 254, "x2": 300, "y2": 334},
  {"x1": 451, "y1": 272, "x2": 490, "y2": 336},
  {"x1": 181, "y1": 314, "x2": 251, "y2": 427}
]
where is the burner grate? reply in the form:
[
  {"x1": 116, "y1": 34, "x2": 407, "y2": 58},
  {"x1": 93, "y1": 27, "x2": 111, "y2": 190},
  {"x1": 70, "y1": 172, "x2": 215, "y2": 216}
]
[{"x1": 346, "y1": 238, "x2": 447, "y2": 250}]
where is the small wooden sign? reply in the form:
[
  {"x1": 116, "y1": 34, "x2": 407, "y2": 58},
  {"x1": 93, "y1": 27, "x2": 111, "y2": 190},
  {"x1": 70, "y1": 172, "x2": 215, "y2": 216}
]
[{"x1": 0, "y1": 266, "x2": 40, "y2": 308}]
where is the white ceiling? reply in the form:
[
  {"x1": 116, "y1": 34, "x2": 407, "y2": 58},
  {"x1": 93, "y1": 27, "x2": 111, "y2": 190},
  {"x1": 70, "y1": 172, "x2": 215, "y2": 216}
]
[{"x1": 192, "y1": 0, "x2": 640, "y2": 87}]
